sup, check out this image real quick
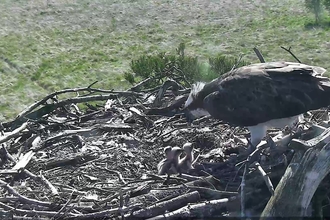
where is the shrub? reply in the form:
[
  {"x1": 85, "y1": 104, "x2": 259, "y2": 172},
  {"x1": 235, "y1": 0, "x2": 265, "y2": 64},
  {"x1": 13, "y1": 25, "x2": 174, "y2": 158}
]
[
  {"x1": 125, "y1": 43, "x2": 250, "y2": 89},
  {"x1": 209, "y1": 54, "x2": 250, "y2": 77}
]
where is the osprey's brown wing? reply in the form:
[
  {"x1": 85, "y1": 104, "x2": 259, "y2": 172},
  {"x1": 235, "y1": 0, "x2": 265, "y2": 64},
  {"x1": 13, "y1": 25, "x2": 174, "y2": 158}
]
[{"x1": 203, "y1": 62, "x2": 330, "y2": 127}]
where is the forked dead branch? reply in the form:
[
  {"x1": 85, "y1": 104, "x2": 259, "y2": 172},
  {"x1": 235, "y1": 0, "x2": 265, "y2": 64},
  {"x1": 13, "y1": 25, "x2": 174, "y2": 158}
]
[{"x1": 0, "y1": 48, "x2": 330, "y2": 219}]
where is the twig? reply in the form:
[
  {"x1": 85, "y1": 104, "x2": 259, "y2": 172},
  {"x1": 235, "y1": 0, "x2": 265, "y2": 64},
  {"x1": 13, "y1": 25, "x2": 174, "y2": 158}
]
[
  {"x1": 0, "y1": 179, "x2": 53, "y2": 208},
  {"x1": 50, "y1": 192, "x2": 74, "y2": 220},
  {"x1": 12, "y1": 88, "x2": 143, "y2": 127},
  {"x1": 253, "y1": 47, "x2": 266, "y2": 63},
  {"x1": 0, "y1": 122, "x2": 28, "y2": 144},
  {"x1": 230, "y1": 53, "x2": 244, "y2": 71},
  {"x1": 12, "y1": 150, "x2": 35, "y2": 171},
  {"x1": 0, "y1": 202, "x2": 74, "y2": 218},
  {"x1": 280, "y1": 46, "x2": 301, "y2": 63},
  {"x1": 2, "y1": 145, "x2": 39, "y2": 180},
  {"x1": 70, "y1": 205, "x2": 133, "y2": 219},
  {"x1": 125, "y1": 191, "x2": 200, "y2": 219},
  {"x1": 92, "y1": 164, "x2": 127, "y2": 185},
  {"x1": 240, "y1": 163, "x2": 248, "y2": 217},
  {"x1": 146, "y1": 195, "x2": 239, "y2": 220},
  {"x1": 171, "y1": 66, "x2": 191, "y2": 87},
  {"x1": 128, "y1": 77, "x2": 154, "y2": 91},
  {"x1": 254, "y1": 162, "x2": 274, "y2": 196},
  {"x1": 158, "y1": 128, "x2": 182, "y2": 138},
  {"x1": 39, "y1": 171, "x2": 59, "y2": 196},
  {"x1": 153, "y1": 80, "x2": 184, "y2": 107}
]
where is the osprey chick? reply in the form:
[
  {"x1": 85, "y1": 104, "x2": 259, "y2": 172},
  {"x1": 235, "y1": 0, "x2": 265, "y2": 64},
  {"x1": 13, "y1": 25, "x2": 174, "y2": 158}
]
[
  {"x1": 183, "y1": 61, "x2": 330, "y2": 149},
  {"x1": 157, "y1": 146, "x2": 183, "y2": 175},
  {"x1": 178, "y1": 142, "x2": 195, "y2": 173}
]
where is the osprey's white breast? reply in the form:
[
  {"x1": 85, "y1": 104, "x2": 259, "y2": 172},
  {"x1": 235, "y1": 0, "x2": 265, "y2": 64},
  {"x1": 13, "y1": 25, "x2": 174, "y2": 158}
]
[{"x1": 247, "y1": 114, "x2": 303, "y2": 146}]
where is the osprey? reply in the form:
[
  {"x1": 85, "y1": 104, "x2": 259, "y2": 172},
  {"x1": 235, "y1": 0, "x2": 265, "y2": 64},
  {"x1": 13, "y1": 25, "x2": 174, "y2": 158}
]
[{"x1": 183, "y1": 61, "x2": 330, "y2": 150}]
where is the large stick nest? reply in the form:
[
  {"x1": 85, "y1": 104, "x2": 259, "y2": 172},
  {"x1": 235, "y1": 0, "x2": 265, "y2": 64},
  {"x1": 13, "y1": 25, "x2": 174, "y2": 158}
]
[{"x1": 1, "y1": 65, "x2": 330, "y2": 220}]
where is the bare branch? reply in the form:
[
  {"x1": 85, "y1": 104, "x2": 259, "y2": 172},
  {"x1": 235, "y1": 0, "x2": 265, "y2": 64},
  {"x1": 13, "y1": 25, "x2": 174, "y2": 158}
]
[
  {"x1": 280, "y1": 46, "x2": 301, "y2": 63},
  {"x1": 253, "y1": 47, "x2": 266, "y2": 63}
]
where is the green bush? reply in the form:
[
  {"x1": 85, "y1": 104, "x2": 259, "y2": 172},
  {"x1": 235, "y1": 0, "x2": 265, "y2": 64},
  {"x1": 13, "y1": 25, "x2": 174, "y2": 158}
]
[
  {"x1": 125, "y1": 43, "x2": 250, "y2": 89},
  {"x1": 123, "y1": 72, "x2": 135, "y2": 85},
  {"x1": 209, "y1": 54, "x2": 250, "y2": 77}
]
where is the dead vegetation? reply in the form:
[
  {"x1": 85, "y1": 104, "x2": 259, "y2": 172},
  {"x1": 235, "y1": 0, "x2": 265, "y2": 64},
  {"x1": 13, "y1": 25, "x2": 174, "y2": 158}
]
[{"x1": 1, "y1": 49, "x2": 330, "y2": 219}]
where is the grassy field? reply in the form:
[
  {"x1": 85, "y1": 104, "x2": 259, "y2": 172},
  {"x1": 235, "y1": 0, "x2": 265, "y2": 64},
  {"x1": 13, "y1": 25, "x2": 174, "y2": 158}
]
[{"x1": 0, "y1": 0, "x2": 329, "y2": 121}]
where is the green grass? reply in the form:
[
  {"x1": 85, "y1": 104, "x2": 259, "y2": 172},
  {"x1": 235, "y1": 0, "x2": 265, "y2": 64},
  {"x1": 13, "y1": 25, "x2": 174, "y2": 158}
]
[{"x1": 0, "y1": 0, "x2": 330, "y2": 120}]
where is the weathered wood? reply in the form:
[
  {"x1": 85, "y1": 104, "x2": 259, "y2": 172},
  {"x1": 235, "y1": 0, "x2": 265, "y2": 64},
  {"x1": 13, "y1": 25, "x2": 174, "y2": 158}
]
[
  {"x1": 261, "y1": 127, "x2": 330, "y2": 218},
  {"x1": 125, "y1": 191, "x2": 200, "y2": 219},
  {"x1": 147, "y1": 195, "x2": 237, "y2": 220},
  {"x1": 0, "y1": 122, "x2": 28, "y2": 144},
  {"x1": 146, "y1": 94, "x2": 188, "y2": 117},
  {"x1": 253, "y1": 47, "x2": 266, "y2": 63},
  {"x1": 12, "y1": 150, "x2": 35, "y2": 171},
  {"x1": 153, "y1": 80, "x2": 184, "y2": 107}
]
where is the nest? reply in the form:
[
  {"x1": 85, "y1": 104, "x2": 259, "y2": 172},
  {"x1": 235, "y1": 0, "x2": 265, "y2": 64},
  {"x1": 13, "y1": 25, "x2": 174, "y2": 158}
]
[{"x1": 1, "y1": 74, "x2": 330, "y2": 219}]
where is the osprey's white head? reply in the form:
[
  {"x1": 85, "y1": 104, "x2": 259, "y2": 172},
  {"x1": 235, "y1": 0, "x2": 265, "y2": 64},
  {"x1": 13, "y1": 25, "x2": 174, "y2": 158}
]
[
  {"x1": 184, "y1": 82, "x2": 206, "y2": 108},
  {"x1": 184, "y1": 82, "x2": 210, "y2": 119}
]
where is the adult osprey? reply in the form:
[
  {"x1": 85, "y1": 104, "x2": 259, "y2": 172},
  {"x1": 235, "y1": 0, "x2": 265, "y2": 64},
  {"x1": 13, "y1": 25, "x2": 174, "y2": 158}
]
[{"x1": 183, "y1": 61, "x2": 330, "y2": 149}]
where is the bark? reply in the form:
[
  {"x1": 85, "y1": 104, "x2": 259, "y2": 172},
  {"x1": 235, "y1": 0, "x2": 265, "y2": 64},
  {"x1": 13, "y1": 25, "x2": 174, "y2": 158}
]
[{"x1": 261, "y1": 127, "x2": 330, "y2": 218}]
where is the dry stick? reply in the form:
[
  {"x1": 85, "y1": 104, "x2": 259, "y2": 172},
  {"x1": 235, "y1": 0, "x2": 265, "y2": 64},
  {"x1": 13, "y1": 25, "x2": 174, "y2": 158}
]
[
  {"x1": 153, "y1": 79, "x2": 184, "y2": 107},
  {"x1": 230, "y1": 53, "x2": 244, "y2": 72},
  {"x1": 92, "y1": 164, "x2": 127, "y2": 185},
  {"x1": 69, "y1": 205, "x2": 133, "y2": 219},
  {"x1": 2, "y1": 146, "x2": 39, "y2": 180},
  {"x1": 10, "y1": 94, "x2": 120, "y2": 128},
  {"x1": 253, "y1": 47, "x2": 266, "y2": 63},
  {"x1": 97, "y1": 192, "x2": 120, "y2": 205},
  {"x1": 0, "y1": 179, "x2": 53, "y2": 208},
  {"x1": 280, "y1": 46, "x2": 301, "y2": 63},
  {"x1": 119, "y1": 188, "x2": 125, "y2": 219},
  {"x1": 0, "y1": 180, "x2": 91, "y2": 214},
  {"x1": 254, "y1": 162, "x2": 275, "y2": 196},
  {"x1": 0, "y1": 122, "x2": 28, "y2": 144},
  {"x1": 52, "y1": 183, "x2": 87, "y2": 196},
  {"x1": 51, "y1": 192, "x2": 75, "y2": 220},
  {"x1": 171, "y1": 66, "x2": 191, "y2": 87},
  {"x1": 12, "y1": 150, "x2": 35, "y2": 171},
  {"x1": 15, "y1": 84, "x2": 143, "y2": 122},
  {"x1": 31, "y1": 124, "x2": 132, "y2": 151},
  {"x1": 158, "y1": 128, "x2": 182, "y2": 138},
  {"x1": 128, "y1": 76, "x2": 154, "y2": 91},
  {"x1": 240, "y1": 163, "x2": 248, "y2": 217},
  {"x1": 125, "y1": 191, "x2": 200, "y2": 220},
  {"x1": 6, "y1": 215, "x2": 48, "y2": 220},
  {"x1": 34, "y1": 128, "x2": 95, "y2": 151},
  {"x1": 39, "y1": 171, "x2": 59, "y2": 196},
  {"x1": 146, "y1": 194, "x2": 241, "y2": 220},
  {"x1": 261, "y1": 128, "x2": 330, "y2": 218},
  {"x1": 0, "y1": 202, "x2": 75, "y2": 218},
  {"x1": 186, "y1": 186, "x2": 238, "y2": 199}
]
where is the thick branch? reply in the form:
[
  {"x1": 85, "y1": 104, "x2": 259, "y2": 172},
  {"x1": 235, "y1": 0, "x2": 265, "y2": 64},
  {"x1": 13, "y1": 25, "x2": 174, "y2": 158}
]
[
  {"x1": 126, "y1": 191, "x2": 200, "y2": 219},
  {"x1": 261, "y1": 127, "x2": 330, "y2": 218}
]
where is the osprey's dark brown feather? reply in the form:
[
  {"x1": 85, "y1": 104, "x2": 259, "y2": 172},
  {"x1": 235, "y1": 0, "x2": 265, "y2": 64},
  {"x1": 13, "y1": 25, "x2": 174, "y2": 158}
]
[{"x1": 185, "y1": 61, "x2": 330, "y2": 127}]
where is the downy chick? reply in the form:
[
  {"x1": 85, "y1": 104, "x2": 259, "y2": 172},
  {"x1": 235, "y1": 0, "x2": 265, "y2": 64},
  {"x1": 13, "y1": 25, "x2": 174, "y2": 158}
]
[
  {"x1": 178, "y1": 142, "x2": 194, "y2": 173},
  {"x1": 157, "y1": 146, "x2": 183, "y2": 175}
]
